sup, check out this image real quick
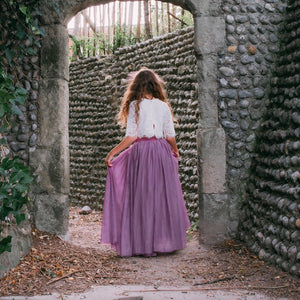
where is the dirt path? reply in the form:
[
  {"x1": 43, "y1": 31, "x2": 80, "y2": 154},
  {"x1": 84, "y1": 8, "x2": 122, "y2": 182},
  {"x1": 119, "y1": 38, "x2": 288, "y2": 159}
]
[
  {"x1": 68, "y1": 207, "x2": 299, "y2": 296},
  {"x1": 69, "y1": 207, "x2": 203, "y2": 286},
  {"x1": 0, "y1": 207, "x2": 299, "y2": 298}
]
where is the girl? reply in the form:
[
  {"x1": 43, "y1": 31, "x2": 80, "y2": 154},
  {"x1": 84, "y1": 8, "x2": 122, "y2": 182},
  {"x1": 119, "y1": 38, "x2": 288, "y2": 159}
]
[{"x1": 101, "y1": 68, "x2": 190, "y2": 257}]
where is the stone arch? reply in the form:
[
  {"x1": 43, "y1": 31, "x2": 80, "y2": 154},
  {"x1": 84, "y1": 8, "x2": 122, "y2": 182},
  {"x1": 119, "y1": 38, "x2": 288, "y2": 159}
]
[{"x1": 32, "y1": 0, "x2": 227, "y2": 243}]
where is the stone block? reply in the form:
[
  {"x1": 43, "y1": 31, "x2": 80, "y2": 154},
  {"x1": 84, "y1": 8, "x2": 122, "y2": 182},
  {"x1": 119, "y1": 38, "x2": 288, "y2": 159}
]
[
  {"x1": 194, "y1": 0, "x2": 223, "y2": 16},
  {"x1": 197, "y1": 56, "x2": 220, "y2": 128},
  {"x1": 33, "y1": 193, "x2": 69, "y2": 236},
  {"x1": 29, "y1": 146, "x2": 70, "y2": 195},
  {"x1": 194, "y1": 16, "x2": 225, "y2": 55},
  {"x1": 38, "y1": 78, "x2": 69, "y2": 148},
  {"x1": 41, "y1": 24, "x2": 69, "y2": 81},
  {"x1": 197, "y1": 127, "x2": 226, "y2": 194},
  {"x1": 199, "y1": 193, "x2": 230, "y2": 244}
]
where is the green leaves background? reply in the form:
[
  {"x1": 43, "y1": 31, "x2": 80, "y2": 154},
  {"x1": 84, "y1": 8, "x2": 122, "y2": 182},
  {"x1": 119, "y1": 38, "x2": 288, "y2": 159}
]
[{"x1": 0, "y1": 0, "x2": 43, "y2": 256}]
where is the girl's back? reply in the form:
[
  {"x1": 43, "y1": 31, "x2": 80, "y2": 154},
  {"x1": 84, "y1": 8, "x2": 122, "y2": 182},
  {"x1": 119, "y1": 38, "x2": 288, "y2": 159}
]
[{"x1": 126, "y1": 98, "x2": 175, "y2": 139}]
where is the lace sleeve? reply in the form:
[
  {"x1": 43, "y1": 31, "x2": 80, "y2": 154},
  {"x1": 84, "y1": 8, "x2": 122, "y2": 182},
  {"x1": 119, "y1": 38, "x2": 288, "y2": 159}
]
[
  {"x1": 125, "y1": 102, "x2": 138, "y2": 137},
  {"x1": 163, "y1": 106, "x2": 176, "y2": 137}
]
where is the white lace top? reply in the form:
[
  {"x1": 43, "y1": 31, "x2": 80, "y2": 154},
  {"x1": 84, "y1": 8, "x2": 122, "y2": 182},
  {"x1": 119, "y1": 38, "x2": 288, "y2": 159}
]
[{"x1": 125, "y1": 98, "x2": 176, "y2": 138}]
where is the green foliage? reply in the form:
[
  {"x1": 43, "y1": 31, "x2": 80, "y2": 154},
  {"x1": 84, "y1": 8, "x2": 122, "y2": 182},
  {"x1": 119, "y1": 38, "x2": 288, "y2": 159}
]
[
  {"x1": 0, "y1": 236, "x2": 12, "y2": 255},
  {"x1": 181, "y1": 11, "x2": 194, "y2": 27},
  {"x1": 0, "y1": 0, "x2": 41, "y2": 256},
  {"x1": 70, "y1": 10, "x2": 194, "y2": 61},
  {"x1": 0, "y1": 67, "x2": 27, "y2": 131},
  {"x1": 70, "y1": 33, "x2": 112, "y2": 59},
  {"x1": 190, "y1": 221, "x2": 199, "y2": 232},
  {"x1": 70, "y1": 24, "x2": 142, "y2": 60},
  {"x1": 0, "y1": 157, "x2": 33, "y2": 219},
  {"x1": 0, "y1": 156, "x2": 33, "y2": 255},
  {"x1": 0, "y1": 0, "x2": 45, "y2": 75},
  {"x1": 112, "y1": 25, "x2": 141, "y2": 53}
]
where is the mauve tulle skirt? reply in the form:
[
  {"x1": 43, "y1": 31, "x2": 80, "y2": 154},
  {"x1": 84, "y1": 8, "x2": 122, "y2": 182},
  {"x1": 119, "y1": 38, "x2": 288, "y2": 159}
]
[{"x1": 100, "y1": 137, "x2": 190, "y2": 257}]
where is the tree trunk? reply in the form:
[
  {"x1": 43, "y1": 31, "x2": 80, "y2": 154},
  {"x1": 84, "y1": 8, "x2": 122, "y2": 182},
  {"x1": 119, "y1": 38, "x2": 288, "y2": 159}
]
[
  {"x1": 118, "y1": 1, "x2": 121, "y2": 29},
  {"x1": 82, "y1": 10, "x2": 88, "y2": 37},
  {"x1": 93, "y1": 6, "x2": 97, "y2": 56},
  {"x1": 149, "y1": 0, "x2": 152, "y2": 35},
  {"x1": 136, "y1": 1, "x2": 141, "y2": 42},
  {"x1": 88, "y1": 7, "x2": 91, "y2": 57},
  {"x1": 144, "y1": 0, "x2": 151, "y2": 39},
  {"x1": 82, "y1": 10, "x2": 88, "y2": 57},
  {"x1": 128, "y1": 1, "x2": 134, "y2": 41},
  {"x1": 103, "y1": 5, "x2": 106, "y2": 35},
  {"x1": 79, "y1": 13, "x2": 82, "y2": 36},
  {"x1": 172, "y1": 4, "x2": 176, "y2": 31},
  {"x1": 112, "y1": 1, "x2": 116, "y2": 35},
  {"x1": 107, "y1": 3, "x2": 111, "y2": 52},
  {"x1": 74, "y1": 13, "x2": 80, "y2": 36},
  {"x1": 103, "y1": 4, "x2": 107, "y2": 54},
  {"x1": 155, "y1": 0, "x2": 159, "y2": 36},
  {"x1": 124, "y1": 1, "x2": 128, "y2": 43},
  {"x1": 168, "y1": 11, "x2": 188, "y2": 28},
  {"x1": 99, "y1": 4, "x2": 102, "y2": 34},
  {"x1": 181, "y1": 8, "x2": 185, "y2": 29},
  {"x1": 161, "y1": 2, "x2": 164, "y2": 34},
  {"x1": 124, "y1": 1, "x2": 127, "y2": 26},
  {"x1": 167, "y1": 3, "x2": 170, "y2": 32},
  {"x1": 81, "y1": 10, "x2": 96, "y2": 34},
  {"x1": 72, "y1": 13, "x2": 81, "y2": 59}
]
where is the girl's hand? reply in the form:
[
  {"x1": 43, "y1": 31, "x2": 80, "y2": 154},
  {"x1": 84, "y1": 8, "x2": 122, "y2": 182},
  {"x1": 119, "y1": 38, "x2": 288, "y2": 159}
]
[
  {"x1": 105, "y1": 152, "x2": 114, "y2": 167},
  {"x1": 166, "y1": 136, "x2": 179, "y2": 159},
  {"x1": 173, "y1": 150, "x2": 180, "y2": 158},
  {"x1": 104, "y1": 136, "x2": 137, "y2": 168}
]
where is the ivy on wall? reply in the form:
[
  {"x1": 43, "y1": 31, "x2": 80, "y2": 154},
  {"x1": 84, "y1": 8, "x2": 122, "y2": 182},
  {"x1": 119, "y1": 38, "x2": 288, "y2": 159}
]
[{"x1": 0, "y1": 0, "x2": 44, "y2": 255}]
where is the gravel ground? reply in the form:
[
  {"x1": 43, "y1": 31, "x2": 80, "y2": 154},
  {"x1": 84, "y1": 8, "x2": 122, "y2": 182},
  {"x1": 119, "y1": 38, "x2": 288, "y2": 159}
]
[{"x1": 0, "y1": 207, "x2": 299, "y2": 299}]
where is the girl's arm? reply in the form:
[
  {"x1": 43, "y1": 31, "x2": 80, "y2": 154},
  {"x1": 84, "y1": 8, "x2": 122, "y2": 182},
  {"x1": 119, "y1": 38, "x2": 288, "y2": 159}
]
[
  {"x1": 105, "y1": 136, "x2": 137, "y2": 167},
  {"x1": 166, "y1": 136, "x2": 180, "y2": 158}
]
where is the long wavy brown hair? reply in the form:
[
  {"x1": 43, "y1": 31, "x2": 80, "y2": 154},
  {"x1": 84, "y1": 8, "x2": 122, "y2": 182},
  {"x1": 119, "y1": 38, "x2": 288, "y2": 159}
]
[{"x1": 117, "y1": 68, "x2": 177, "y2": 127}]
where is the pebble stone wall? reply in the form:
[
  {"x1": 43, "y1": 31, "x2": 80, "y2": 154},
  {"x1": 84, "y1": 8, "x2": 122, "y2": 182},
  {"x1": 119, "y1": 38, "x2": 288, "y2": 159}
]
[
  {"x1": 239, "y1": 0, "x2": 300, "y2": 277},
  {"x1": 218, "y1": 0, "x2": 288, "y2": 229},
  {"x1": 0, "y1": 51, "x2": 38, "y2": 270},
  {"x1": 69, "y1": 27, "x2": 200, "y2": 224},
  {"x1": 5, "y1": 61, "x2": 40, "y2": 160},
  {"x1": 0, "y1": 2, "x2": 40, "y2": 277}
]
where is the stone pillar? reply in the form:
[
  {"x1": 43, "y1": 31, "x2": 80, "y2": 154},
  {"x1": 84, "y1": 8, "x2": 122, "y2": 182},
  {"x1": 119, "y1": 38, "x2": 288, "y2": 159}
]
[
  {"x1": 194, "y1": 10, "x2": 229, "y2": 243},
  {"x1": 29, "y1": 24, "x2": 70, "y2": 236},
  {"x1": 197, "y1": 127, "x2": 228, "y2": 243}
]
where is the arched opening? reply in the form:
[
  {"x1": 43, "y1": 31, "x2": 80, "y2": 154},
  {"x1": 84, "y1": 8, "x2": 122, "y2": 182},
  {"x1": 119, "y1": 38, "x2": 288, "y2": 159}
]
[
  {"x1": 67, "y1": 2, "x2": 199, "y2": 228},
  {"x1": 31, "y1": 0, "x2": 228, "y2": 244}
]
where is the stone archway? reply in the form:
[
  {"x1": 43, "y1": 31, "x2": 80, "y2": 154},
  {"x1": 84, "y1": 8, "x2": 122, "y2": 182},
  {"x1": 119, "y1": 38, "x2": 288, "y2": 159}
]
[{"x1": 31, "y1": 0, "x2": 228, "y2": 243}]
